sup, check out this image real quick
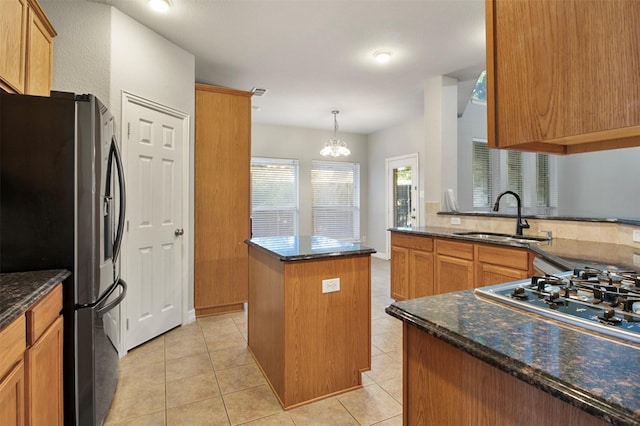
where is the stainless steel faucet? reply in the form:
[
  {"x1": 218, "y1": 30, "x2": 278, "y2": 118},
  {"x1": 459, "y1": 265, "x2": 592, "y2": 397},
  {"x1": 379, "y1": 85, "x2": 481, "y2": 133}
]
[{"x1": 492, "y1": 190, "x2": 530, "y2": 236}]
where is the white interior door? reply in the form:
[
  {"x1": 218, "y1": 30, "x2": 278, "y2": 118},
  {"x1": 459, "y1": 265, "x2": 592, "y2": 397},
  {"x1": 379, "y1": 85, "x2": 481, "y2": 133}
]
[
  {"x1": 386, "y1": 153, "x2": 420, "y2": 258},
  {"x1": 122, "y1": 93, "x2": 189, "y2": 351}
]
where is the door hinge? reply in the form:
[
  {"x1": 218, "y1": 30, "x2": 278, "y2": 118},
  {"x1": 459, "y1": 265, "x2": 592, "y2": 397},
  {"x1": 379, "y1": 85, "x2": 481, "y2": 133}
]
[
  {"x1": 126, "y1": 318, "x2": 129, "y2": 330},
  {"x1": 126, "y1": 220, "x2": 129, "y2": 232},
  {"x1": 127, "y1": 122, "x2": 131, "y2": 138}
]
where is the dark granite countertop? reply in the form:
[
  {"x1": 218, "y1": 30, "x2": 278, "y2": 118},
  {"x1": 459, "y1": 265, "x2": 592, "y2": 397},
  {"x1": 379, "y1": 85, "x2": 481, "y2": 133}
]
[
  {"x1": 386, "y1": 292, "x2": 640, "y2": 425},
  {"x1": 389, "y1": 226, "x2": 640, "y2": 271},
  {"x1": 246, "y1": 235, "x2": 376, "y2": 261},
  {"x1": 0, "y1": 269, "x2": 70, "y2": 330}
]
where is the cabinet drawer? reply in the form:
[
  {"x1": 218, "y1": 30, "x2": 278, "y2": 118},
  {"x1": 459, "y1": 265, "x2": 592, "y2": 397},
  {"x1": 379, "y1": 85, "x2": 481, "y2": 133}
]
[
  {"x1": 477, "y1": 244, "x2": 529, "y2": 271},
  {"x1": 0, "y1": 315, "x2": 26, "y2": 379},
  {"x1": 435, "y1": 239, "x2": 474, "y2": 261},
  {"x1": 26, "y1": 284, "x2": 62, "y2": 346},
  {"x1": 391, "y1": 233, "x2": 433, "y2": 252}
]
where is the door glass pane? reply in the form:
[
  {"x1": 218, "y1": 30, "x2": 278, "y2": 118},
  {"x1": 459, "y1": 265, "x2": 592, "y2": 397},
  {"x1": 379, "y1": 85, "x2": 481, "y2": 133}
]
[{"x1": 393, "y1": 167, "x2": 412, "y2": 227}]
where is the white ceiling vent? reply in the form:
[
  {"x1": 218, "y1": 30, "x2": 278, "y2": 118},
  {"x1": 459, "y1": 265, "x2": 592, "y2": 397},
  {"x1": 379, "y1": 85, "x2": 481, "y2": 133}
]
[{"x1": 251, "y1": 87, "x2": 268, "y2": 96}]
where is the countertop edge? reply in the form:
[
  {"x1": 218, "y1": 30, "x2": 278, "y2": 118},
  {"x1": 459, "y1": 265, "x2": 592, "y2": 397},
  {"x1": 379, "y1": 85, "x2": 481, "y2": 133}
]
[
  {"x1": 246, "y1": 237, "x2": 376, "y2": 261},
  {"x1": 385, "y1": 304, "x2": 640, "y2": 426},
  {"x1": 0, "y1": 269, "x2": 71, "y2": 329}
]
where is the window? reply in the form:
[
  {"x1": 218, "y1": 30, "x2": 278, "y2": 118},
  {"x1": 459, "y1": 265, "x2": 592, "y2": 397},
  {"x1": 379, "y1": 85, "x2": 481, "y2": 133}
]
[
  {"x1": 311, "y1": 160, "x2": 360, "y2": 241},
  {"x1": 470, "y1": 70, "x2": 487, "y2": 105},
  {"x1": 250, "y1": 157, "x2": 299, "y2": 237},
  {"x1": 472, "y1": 139, "x2": 557, "y2": 214}
]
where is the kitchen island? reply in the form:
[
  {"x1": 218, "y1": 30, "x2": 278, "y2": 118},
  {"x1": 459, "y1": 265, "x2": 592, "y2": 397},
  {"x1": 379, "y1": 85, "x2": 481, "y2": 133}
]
[
  {"x1": 246, "y1": 236, "x2": 375, "y2": 409},
  {"x1": 386, "y1": 289, "x2": 640, "y2": 425}
]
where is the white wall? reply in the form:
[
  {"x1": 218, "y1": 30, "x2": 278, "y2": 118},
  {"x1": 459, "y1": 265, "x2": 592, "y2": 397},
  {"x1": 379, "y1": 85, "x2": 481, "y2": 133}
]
[
  {"x1": 40, "y1": 1, "x2": 111, "y2": 104},
  {"x1": 251, "y1": 123, "x2": 368, "y2": 240},
  {"x1": 367, "y1": 117, "x2": 424, "y2": 257},
  {"x1": 40, "y1": 2, "x2": 197, "y2": 314},
  {"x1": 457, "y1": 100, "x2": 487, "y2": 211}
]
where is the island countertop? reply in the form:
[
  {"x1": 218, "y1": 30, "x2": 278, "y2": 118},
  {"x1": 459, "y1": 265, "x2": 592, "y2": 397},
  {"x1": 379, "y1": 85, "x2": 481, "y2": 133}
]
[
  {"x1": 246, "y1": 235, "x2": 376, "y2": 261},
  {"x1": 386, "y1": 290, "x2": 640, "y2": 425},
  {"x1": 0, "y1": 269, "x2": 70, "y2": 330}
]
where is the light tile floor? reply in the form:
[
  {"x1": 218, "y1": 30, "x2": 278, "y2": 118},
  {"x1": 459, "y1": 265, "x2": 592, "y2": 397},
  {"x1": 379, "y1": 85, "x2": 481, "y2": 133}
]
[{"x1": 104, "y1": 257, "x2": 402, "y2": 425}]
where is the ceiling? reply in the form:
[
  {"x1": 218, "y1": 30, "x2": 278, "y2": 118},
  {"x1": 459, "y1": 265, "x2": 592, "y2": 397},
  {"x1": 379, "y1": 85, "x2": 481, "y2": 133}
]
[{"x1": 98, "y1": 0, "x2": 486, "y2": 134}]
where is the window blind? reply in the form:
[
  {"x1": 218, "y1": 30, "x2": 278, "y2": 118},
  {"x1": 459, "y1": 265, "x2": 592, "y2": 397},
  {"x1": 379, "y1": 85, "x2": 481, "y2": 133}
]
[
  {"x1": 250, "y1": 157, "x2": 299, "y2": 237},
  {"x1": 311, "y1": 160, "x2": 360, "y2": 241}
]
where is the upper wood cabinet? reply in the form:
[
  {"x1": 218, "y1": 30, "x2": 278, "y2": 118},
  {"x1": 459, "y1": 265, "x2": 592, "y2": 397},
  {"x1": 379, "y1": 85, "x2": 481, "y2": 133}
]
[
  {"x1": 0, "y1": 0, "x2": 56, "y2": 96},
  {"x1": 487, "y1": 0, "x2": 640, "y2": 154},
  {"x1": 194, "y1": 84, "x2": 252, "y2": 317}
]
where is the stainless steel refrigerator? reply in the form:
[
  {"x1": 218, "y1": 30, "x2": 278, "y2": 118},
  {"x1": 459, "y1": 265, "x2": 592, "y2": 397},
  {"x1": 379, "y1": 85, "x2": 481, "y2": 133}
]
[{"x1": 0, "y1": 91, "x2": 127, "y2": 425}]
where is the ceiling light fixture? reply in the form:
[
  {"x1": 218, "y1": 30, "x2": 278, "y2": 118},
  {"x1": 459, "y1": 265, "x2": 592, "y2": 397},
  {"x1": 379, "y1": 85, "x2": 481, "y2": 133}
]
[
  {"x1": 149, "y1": 0, "x2": 171, "y2": 12},
  {"x1": 320, "y1": 110, "x2": 351, "y2": 157},
  {"x1": 373, "y1": 50, "x2": 392, "y2": 63}
]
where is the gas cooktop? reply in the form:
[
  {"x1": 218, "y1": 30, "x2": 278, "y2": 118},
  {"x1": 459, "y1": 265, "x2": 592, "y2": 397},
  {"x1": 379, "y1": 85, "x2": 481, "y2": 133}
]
[{"x1": 475, "y1": 267, "x2": 640, "y2": 344}]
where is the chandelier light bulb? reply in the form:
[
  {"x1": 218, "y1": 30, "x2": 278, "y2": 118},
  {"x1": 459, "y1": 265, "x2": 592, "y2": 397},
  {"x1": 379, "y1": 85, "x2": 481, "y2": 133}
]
[{"x1": 320, "y1": 111, "x2": 351, "y2": 157}]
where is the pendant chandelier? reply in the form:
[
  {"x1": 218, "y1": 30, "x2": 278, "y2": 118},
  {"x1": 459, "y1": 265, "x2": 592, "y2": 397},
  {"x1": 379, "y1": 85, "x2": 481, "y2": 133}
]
[{"x1": 320, "y1": 110, "x2": 351, "y2": 157}]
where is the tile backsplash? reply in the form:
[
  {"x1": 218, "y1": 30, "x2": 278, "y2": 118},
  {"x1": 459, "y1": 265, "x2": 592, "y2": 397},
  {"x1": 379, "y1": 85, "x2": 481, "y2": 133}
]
[{"x1": 425, "y1": 202, "x2": 640, "y2": 247}]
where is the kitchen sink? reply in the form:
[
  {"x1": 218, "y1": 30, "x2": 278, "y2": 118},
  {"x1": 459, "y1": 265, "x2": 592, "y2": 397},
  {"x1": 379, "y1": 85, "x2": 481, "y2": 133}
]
[{"x1": 452, "y1": 231, "x2": 550, "y2": 244}]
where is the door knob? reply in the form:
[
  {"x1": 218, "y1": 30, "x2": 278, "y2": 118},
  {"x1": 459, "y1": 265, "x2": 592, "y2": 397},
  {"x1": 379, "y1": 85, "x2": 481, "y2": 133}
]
[{"x1": 175, "y1": 228, "x2": 184, "y2": 236}]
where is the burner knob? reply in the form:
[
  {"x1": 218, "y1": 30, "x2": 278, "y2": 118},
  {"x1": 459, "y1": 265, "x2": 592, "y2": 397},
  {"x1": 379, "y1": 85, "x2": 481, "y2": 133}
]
[{"x1": 603, "y1": 309, "x2": 615, "y2": 320}]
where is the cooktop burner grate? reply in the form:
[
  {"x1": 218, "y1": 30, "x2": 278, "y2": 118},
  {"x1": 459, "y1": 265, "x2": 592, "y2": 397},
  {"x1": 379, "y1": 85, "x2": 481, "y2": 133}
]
[{"x1": 475, "y1": 267, "x2": 640, "y2": 344}]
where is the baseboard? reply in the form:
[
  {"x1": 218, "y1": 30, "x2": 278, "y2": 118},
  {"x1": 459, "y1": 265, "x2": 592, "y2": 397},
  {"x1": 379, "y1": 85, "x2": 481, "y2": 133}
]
[
  {"x1": 185, "y1": 308, "x2": 196, "y2": 325},
  {"x1": 372, "y1": 252, "x2": 389, "y2": 260}
]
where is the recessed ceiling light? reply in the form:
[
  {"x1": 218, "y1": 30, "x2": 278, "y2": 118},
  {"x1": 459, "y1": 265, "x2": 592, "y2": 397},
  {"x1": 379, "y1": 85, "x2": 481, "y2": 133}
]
[
  {"x1": 149, "y1": 0, "x2": 171, "y2": 12},
  {"x1": 373, "y1": 50, "x2": 392, "y2": 63}
]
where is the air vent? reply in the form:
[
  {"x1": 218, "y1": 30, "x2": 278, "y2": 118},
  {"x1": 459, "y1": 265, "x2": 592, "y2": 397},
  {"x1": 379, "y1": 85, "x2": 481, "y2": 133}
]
[{"x1": 251, "y1": 87, "x2": 268, "y2": 96}]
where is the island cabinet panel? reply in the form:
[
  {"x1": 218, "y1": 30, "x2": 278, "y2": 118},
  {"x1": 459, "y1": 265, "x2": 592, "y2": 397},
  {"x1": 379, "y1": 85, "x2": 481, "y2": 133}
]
[
  {"x1": 487, "y1": 0, "x2": 640, "y2": 154},
  {"x1": 194, "y1": 84, "x2": 252, "y2": 316},
  {"x1": 403, "y1": 324, "x2": 606, "y2": 425},
  {"x1": 390, "y1": 245, "x2": 409, "y2": 300},
  {"x1": 248, "y1": 246, "x2": 371, "y2": 409}
]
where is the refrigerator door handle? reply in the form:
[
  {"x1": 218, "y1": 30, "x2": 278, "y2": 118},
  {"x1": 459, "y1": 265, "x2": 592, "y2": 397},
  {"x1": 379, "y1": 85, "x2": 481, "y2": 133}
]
[
  {"x1": 96, "y1": 278, "x2": 127, "y2": 318},
  {"x1": 105, "y1": 136, "x2": 126, "y2": 262}
]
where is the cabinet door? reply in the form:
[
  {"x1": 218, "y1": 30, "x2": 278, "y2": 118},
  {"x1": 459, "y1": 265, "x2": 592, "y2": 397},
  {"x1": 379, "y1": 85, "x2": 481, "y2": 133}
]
[
  {"x1": 409, "y1": 249, "x2": 434, "y2": 299},
  {"x1": 0, "y1": 360, "x2": 25, "y2": 426},
  {"x1": 390, "y1": 245, "x2": 409, "y2": 301},
  {"x1": 25, "y1": 316, "x2": 63, "y2": 426},
  {"x1": 435, "y1": 255, "x2": 474, "y2": 295},
  {"x1": 478, "y1": 263, "x2": 528, "y2": 288},
  {"x1": 487, "y1": 0, "x2": 640, "y2": 154},
  {"x1": 25, "y1": 5, "x2": 53, "y2": 96},
  {"x1": 0, "y1": 0, "x2": 28, "y2": 93},
  {"x1": 194, "y1": 85, "x2": 252, "y2": 316}
]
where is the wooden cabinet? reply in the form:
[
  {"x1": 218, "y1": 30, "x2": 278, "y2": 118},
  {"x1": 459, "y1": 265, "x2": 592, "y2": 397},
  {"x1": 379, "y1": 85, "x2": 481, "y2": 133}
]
[
  {"x1": 194, "y1": 84, "x2": 253, "y2": 317},
  {"x1": 25, "y1": 285, "x2": 63, "y2": 426},
  {"x1": 0, "y1": 0, "x2": 55, "y2": 96},
  {"x1": 487, "y1": 0, "x2": 640, "y2": 154},
  {"x1": 390, "y1": 233, "x2": 434, "y2": 301},
  {"x1": 0, "y1": 316, "x2": 26, "y2": 426},
  {"x1": 0, "y1": 284, "x2": 63, "y2": 426},
  {"x1": 476, "y1": 244, "x2": 530, "y2": 287},
  {"x1": 435, "y1": 239, "x2": 474, "y2": 294},
  {"x1": 403, "y1": 324, "x2": 607, "y2": 425},
  {"x1": 390, "y1": 232, "x2": 535, "y2": 299}
]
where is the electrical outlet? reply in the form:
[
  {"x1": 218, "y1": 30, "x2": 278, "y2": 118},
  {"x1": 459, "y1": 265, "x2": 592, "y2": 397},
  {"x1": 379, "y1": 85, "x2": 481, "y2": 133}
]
[
  {"x1": 633, "y1": 230, "x2": 640, "y2": 243},
  {"x1": 322, "y1": 278, "x2": 340, "y2": 293},
  {"x1": 451, "y1": 217, "x2": 461, "y2": 225}
]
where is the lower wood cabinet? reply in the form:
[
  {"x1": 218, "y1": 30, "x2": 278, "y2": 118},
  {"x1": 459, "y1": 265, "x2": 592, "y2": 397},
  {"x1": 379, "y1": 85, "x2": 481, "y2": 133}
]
[
  {"x1": 390, "y1": 232, "x2": 533, "y2": 299},
  {"x1": 0, "y1": 284, "x2": 62, "y2": 426},
  {"x1": 390, "y1": 233, "x2": 434, "y2": 300}
]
